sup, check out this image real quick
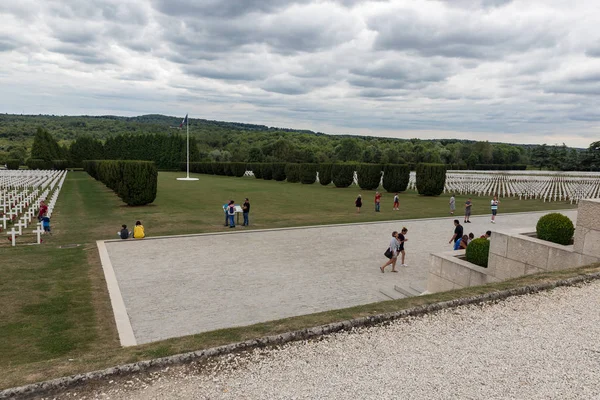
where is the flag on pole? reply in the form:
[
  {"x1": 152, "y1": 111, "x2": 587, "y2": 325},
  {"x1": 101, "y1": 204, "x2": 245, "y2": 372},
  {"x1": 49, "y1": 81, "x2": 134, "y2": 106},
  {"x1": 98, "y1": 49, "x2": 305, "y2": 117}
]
[{"x1": 179, "y1": 114, "x2": 188, "y2": 128}]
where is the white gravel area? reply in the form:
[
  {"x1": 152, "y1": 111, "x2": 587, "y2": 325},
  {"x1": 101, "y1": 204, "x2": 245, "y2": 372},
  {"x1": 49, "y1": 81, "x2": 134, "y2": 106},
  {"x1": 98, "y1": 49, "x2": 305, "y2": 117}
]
[{"x1": 67, "y1": 280, "x2": 600, "y2": 400}]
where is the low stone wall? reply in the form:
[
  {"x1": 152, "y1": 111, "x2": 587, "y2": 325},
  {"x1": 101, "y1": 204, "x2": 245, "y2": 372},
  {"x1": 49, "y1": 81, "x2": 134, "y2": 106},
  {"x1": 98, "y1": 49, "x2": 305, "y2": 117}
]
[{"x1": 428, "y1": 199, "x2": 600, "y2": 293}]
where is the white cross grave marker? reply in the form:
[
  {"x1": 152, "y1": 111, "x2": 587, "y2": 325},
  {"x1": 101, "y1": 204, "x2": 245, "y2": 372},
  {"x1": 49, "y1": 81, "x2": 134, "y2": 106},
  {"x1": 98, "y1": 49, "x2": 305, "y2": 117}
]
[
  {"x1": 33, "y1": 224, "x2": 44, "y2": 244},
  {"x1": 7, "y1": 227, "x2": 16, "y2": 247}
]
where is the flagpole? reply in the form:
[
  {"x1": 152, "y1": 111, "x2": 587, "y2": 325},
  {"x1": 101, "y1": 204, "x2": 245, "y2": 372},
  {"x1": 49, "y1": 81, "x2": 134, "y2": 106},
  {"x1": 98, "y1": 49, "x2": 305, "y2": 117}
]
[
  {"x1": 186, "y1": 115, "x2": 190, "y2": 179},
  {"x1": 177, "y1": 113, "x2": 199, "y2": 181}
]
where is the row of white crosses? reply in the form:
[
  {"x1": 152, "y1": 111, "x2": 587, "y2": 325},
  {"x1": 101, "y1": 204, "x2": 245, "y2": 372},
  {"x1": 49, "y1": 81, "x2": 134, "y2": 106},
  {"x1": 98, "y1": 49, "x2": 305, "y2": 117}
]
[
  {"x1": 442, "y1": 171, "x2": 600, "y2": 203},
  {"x1": 1, "y1": 170, "x2": 67, "y2": 246}
]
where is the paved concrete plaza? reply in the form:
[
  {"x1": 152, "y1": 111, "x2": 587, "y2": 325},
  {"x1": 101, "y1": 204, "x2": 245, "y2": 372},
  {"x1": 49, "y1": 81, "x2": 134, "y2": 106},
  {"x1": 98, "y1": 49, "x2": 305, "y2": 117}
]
[{"x1": 101, "y1": 210, "x2": 577, "y2": 345}]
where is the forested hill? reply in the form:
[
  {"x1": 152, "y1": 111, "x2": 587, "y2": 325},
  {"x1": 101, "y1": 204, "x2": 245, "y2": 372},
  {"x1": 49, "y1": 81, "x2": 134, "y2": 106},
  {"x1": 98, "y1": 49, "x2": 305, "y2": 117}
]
[
  {"x1": 0, "y1": 113, "x2": 589, "y2": 170},
  {"x1": 0, "y1": 113, "x2": 320, "y2": 142}
]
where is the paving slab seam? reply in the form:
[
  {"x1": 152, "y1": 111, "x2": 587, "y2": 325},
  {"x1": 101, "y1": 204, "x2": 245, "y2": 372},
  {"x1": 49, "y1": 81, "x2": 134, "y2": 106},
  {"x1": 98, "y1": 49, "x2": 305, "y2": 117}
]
[
  {"x1": 3, "y1": 269, "x2": 599, "y2": 400},
  {"x1": 101, "y1": 209, "x2": 576, "y2": 244},
  {"x1": 96, "y1": 240, "x2": 136, "y2": 346}
]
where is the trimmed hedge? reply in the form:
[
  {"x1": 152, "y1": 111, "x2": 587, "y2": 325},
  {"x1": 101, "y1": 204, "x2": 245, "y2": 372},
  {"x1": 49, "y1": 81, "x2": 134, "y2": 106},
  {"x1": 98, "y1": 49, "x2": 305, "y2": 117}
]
[
  {"x1": 212, "y1": 162, "x2": 226, "y2": 176},
  {"x1": 285, "y1": 163, "x2": 301, "y2": 183},
  {"x1": 84, "y1": 160, "x2": 157, "y2": 206},
  {"x1": 318, "y1": 163, "x2": 333, "y2": 186},
  {"x1": 251, "y1": 163, "x2": 263, "y2": 179},
  {"x1": 272, "y1": 163, "x2": 287, "y2": 181},
  {"x1": 465, "y1": 238, "x2": 490, "y2": 268},
  {"x1": 6, "y1": 159, "x2": 20, "y2": 170},
  {"x1": 230, "y1": 162, "x2": 246, "y2": 177},
  {"x1": 262, "y1": 163, "x2": 273, "y2": 180},
  {"x1": 26, "y1": 159, "x2": 52, "y2": 170},
  {"x1": 332, "y1": 164, "x2": 356, "y2": 188},
  {"x1": 300, "y1": 163, "x2": 318, "y2": 184},
  {"x1": 382, "y1": 164, "x2": 410, "y2": 192},
  {"x1": 357, "y1": 164, "x2": 382, "y2": 190},
  {"x1": 52, "y1": 160, "x2": 69, "y2": 170},
  {"x1": 416, "y1": 163, "x2": 447, "y2": 196},
  {"x1": 536, "y1": 213, "x2": 575, "y2": 245}
]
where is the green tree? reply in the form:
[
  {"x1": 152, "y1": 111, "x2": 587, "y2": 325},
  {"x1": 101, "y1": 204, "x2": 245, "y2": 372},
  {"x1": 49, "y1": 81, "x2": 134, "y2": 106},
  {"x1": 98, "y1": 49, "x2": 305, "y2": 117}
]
[
  {"x1": 531, "y1": 144, "x2": 550, "y2": 170},
  {"x1": 335, "y1": 138, "x2": 361, "y2": 162},
  {"x1": 30, "y1": 127, "x2": 62, "y2": 161}
]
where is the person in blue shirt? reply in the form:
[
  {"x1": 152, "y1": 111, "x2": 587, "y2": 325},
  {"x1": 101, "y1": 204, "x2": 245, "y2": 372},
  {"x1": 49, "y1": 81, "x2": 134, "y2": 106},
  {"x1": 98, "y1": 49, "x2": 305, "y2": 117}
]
[{"x1": 41, "y1": 212, "x2": 51, "y2": 235}]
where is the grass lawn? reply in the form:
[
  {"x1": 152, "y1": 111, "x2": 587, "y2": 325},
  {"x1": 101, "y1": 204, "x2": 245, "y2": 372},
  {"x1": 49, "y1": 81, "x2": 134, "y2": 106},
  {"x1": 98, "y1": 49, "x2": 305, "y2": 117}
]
[{"x1": 0, "y1": 171, "x2": 583, "y2": 389}]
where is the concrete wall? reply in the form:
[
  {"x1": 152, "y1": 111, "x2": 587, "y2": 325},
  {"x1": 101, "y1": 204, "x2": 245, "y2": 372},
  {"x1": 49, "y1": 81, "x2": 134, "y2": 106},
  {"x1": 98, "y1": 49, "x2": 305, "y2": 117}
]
[{"x1": 428, "y1": 199, "x2": 600, "y2": 293}]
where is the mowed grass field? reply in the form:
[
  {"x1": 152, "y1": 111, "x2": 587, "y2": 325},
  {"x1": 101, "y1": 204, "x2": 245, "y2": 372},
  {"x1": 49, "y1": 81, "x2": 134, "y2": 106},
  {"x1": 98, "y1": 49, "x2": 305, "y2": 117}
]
[{"x1": 0, "y1": 171, "x2": 584, "y2": 389}]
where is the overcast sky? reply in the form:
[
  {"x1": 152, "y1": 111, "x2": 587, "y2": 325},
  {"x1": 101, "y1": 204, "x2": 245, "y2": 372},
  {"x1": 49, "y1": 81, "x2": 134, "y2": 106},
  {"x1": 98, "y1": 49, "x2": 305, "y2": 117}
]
[{"x1": 1, "y1": 0, "x2": 599, "y2": 147}]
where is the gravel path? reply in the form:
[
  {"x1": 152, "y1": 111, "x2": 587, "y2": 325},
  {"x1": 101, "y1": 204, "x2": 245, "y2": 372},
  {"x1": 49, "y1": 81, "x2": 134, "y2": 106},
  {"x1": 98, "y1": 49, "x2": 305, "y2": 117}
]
[{"x1": 70, "y1": 280, "x2": 600, "y2": 400}]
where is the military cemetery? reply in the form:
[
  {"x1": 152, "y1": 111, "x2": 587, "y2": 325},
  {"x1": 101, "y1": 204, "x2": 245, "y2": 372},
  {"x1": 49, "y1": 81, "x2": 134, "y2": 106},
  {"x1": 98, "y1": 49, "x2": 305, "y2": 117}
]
[{"x1": 3, "y1": 0, "x2": 600, "y2": 398}]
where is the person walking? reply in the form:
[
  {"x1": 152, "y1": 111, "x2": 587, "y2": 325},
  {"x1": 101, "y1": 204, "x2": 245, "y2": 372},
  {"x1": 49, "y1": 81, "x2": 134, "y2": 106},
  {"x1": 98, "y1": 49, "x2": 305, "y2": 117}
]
[
  {"x1": 449, "y1": 219, "x2": 463, "y2": 250},
  {"x1": 41, "y1": 212, "x2": 51, "y2": 235},
  {"x1": 449, "y1": 194, "x2": 456, "y2": 215},
  {"x1": 380, "y1": 231, "x2": 399, "y2": 273},
  {"x1": 355, "y1": 194, "x2": 362, "y2": 213},
  {"x1": 491, "y1": 195, "x2": 499, "y2": 223},
  {"x1": 393, "y1": 193, "x2": 399, "y2": 211},
  {"x1": 242, "y1": 198, "x2": 250, "y2": 226},
  {"x1": 375, "y1": 192, "x2": 382, "y2": 212},
  {"x1": 398, "y1": 227, "x2": 408, "y2": 267},
  {"x1": 227, "y1": 200, "x2": 236, "y2": 228},
  {"x1": 464, "y1": 197, "x2": 472, "y2": 223}
]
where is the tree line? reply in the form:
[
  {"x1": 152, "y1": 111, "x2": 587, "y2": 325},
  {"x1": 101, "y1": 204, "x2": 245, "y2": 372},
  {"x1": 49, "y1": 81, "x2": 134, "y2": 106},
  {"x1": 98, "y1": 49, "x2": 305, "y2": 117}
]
[{"x1": 1, "y1": 114, "x2": 599, "y2": 171}]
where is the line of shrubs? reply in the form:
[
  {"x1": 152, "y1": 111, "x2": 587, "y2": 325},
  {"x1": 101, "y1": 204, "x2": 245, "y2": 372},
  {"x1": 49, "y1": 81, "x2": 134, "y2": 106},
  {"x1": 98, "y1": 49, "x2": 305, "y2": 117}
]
[
  {"x1": 83, "y1": 160, "x2": 158, "y2": 206},
  {"x1": 182, "y1": 162, "x2": 414, "y2": 192}
]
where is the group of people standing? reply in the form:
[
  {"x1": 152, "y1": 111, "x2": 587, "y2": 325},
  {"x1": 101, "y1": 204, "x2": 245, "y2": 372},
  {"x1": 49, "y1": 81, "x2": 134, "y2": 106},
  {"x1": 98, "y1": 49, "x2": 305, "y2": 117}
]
[
  {"x1": 450, "y1": 194, "x2": 500, "y2": 224},
  {"x1": 355, "y1": 192, "x2": 400, "y2": 213},
  {"x1": 224, "y1": 198, "x2": 251, "y2": 228}
]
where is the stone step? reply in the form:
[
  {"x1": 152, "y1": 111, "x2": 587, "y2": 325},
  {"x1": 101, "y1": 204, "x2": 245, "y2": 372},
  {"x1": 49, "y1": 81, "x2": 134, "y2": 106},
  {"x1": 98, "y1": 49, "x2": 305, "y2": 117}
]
[
  {"x1": 378, "y1": 288, "x2": 405, "y2": 300},
  {"x1": 394, "y1": 284, "x2": 421, "y2": 297},
  {"x1": 409, "y1": 282, "x2": 426, "y2": 294}
]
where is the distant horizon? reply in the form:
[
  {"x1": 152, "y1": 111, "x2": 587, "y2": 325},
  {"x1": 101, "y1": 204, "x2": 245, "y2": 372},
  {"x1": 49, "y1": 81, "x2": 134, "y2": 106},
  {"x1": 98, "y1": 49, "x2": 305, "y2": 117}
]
[{"x1": 2, "y1": 112, "x2": 590, "y2": 149}]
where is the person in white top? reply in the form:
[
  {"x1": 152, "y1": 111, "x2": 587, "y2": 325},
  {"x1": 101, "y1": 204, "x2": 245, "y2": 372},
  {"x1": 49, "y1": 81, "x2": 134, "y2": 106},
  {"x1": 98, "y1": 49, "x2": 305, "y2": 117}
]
[
  {"x1": 393, "y1": 193, "x2": 399, "y2": 211},
  {"x1": 380, "y1": 231, "x2": 399, "y2": 273},
  {"x1": 491, "y1": 195, "x2": 499, "y2": 223}
]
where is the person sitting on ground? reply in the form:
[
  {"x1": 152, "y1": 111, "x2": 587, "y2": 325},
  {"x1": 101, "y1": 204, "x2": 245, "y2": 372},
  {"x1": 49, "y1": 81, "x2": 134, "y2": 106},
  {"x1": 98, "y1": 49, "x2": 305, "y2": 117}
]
[
  {"x1": 459, "y1": 234, "x2": 469, "y2": 249},
  {"x1": 41, "y1": 212, "x2": 51, "y2": 235},
  {"x1": 468, "y1": 232, "x2": 475, "y2": 244},
  {"x1": 118, "y1": 224, "x2": 130, "y2": 239},
  {"x1": 133, "y1": 220, "x2": 145, "y2": 239},
  {"x1": 480, "y1": 230, "x2": 492, "y2": 239}
]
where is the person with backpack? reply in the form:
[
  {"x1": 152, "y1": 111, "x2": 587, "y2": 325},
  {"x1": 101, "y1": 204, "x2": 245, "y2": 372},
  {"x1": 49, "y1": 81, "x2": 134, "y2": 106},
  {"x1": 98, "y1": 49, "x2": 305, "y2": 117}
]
[
  {"x1": 133, "y1": 220, "x2": 145, "y2": 239},
  {"x1": 227, "y1": 200, "x2": 236, "y2": 228}
]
